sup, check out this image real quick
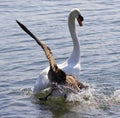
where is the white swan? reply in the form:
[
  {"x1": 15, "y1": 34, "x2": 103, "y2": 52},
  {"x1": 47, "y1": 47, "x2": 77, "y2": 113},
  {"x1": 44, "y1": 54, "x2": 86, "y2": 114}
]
[{"x1": 33, "y1": 8, "x2": 84, "y2": 94}]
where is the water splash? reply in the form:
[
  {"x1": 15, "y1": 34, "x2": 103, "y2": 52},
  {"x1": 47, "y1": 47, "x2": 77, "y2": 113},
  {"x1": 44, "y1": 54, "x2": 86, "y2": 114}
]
[
  {"x1": 17, "y1": 85, "x2": 120, "y2": 111},
  {"x1": 10, "y1": 87, "x2": 33, "y2": 96},
  {"x1": 111, "y1": 89, "x2": 120, "y2": 103},
  {"x1": 66, "y1": 88, "x2": 120, "y2": 110},
  {"x1": 21, "y1": 88, "x2": 33, "y2": 96}
]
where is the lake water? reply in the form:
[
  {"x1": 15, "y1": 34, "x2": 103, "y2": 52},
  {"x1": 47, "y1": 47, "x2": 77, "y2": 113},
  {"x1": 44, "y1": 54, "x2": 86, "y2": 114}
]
[{"x1": 0, "y1": 0, "x2": 120, "y2": 117}]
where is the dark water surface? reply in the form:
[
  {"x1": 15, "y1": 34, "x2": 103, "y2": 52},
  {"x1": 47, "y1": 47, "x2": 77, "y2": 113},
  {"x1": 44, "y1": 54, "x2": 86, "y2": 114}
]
[{"x1": 0, "y1": 0, "x2": 120, "y2": 118}]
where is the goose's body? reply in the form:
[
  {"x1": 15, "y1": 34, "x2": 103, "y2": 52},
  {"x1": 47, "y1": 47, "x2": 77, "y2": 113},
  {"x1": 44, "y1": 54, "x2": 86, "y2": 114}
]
[{"x1": 33, "y1": 8, "x2": 83, "y2": 94}]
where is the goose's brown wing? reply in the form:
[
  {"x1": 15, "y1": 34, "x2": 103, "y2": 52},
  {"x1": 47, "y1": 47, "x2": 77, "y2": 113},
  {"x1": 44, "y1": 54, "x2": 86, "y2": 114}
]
[
  {"x1": 66, "y1": 75, "x2": 87, "y2": 91},
  {"x1": 16, "y1": 20, "x2": 56, "y2": 71}
]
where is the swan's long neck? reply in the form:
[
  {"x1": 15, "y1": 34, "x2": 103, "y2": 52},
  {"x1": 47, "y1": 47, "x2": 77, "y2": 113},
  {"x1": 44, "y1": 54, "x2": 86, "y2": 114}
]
[{"x1": 67, "y1": 14, "x2": 80, "y2": 64}]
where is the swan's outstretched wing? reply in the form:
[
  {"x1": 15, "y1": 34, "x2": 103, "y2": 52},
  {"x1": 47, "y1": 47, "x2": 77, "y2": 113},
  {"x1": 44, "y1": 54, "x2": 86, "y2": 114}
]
[{"x1": 16, "y1": 20, "x2": 56, "y2": 71}]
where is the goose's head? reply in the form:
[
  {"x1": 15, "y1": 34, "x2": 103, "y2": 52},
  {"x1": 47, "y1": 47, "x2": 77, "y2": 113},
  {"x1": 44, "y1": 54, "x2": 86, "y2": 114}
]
[{"x1": 69, "y1": 8, "x2": 84, "y2": 26}]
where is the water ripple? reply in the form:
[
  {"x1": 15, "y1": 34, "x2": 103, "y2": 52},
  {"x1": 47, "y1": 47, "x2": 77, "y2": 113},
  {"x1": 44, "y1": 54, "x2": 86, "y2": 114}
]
[{"x1": 0, "y1": 0, "x2": 120, "y2": 117}]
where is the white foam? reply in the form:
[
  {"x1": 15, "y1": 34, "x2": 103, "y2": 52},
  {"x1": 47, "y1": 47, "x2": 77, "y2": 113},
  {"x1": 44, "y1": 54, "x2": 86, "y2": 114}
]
[
  {"x1": 66, "y1": 86, "x2": 98, "y2": 106},
  {"x1": 65, "y1": 87, "x2": 120, "y2": 110}
]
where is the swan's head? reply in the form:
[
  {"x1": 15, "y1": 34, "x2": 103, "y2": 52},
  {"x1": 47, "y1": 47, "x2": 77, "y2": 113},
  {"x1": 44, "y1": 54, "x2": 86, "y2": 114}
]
[{"x1": 69, "y1": 8, "x2": 84, "y2": 26}]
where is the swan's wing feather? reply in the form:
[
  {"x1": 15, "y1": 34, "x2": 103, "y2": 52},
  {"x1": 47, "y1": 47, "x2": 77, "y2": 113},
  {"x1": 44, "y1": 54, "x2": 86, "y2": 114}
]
[{"x1": 16, "y1": 20, "x2": 56, "y2": 69}]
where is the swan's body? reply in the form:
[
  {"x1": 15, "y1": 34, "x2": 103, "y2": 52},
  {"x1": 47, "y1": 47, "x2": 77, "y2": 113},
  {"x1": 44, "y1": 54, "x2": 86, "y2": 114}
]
[{"x1": 33, "y1": 8, "x2": 83, "y2": 94}]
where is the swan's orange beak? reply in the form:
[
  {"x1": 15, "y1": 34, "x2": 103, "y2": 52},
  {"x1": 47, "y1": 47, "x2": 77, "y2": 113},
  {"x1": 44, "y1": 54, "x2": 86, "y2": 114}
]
[{"x1": 77, "y1": 15, "x2": 84, "y2": 26}]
